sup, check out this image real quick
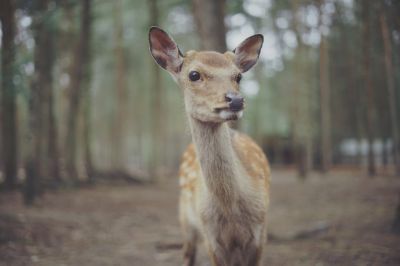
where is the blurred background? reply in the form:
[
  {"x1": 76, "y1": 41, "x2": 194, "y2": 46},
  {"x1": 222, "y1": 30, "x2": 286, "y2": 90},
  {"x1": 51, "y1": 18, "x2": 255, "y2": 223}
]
[{"x1": 1, "y1": 0, "x2": 400, "y2": 265}]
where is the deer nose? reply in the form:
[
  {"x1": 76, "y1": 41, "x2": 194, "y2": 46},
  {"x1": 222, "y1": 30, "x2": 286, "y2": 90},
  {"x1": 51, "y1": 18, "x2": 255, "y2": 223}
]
[{"x1": 225, "y1": 91, "x2": 244, "y2": 112}]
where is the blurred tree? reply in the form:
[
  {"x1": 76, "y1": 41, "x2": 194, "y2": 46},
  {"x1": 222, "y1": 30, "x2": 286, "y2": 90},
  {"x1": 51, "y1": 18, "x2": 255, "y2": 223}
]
[
  {"x1": 250, "y1": 16, "x2": 265, "y2": 144},
  {"x1": 41, "y1": 2, "x2": 61, "y2": 184},
  {"x1": 65, "y1": 0, "x2": 93, "y2": 181},
  {"x1": 290, "y1": 0, "x2": 315, "y2": 178},
  {"x1": 112, "y1": 0, "x2": 128, "y2": 170},
  {"x1": 25, "y1": 0, "x2": 57, "y2": 203},
  {"x1": 393, "y1": 195, "x2": 400, "y2": 234},
  {"x1": 82, "y1": 0, "x2": 94, "y2": 181},
  {"x1": 148, "y1": 0, "x2": 164, "y2": 180},
  {"x1": 192, "y1": 0, "x2": 227, "y2": 52},
  {"x1": 318, "y1": 0, "x2": 332, "y2": 173},
  {"x1": 379, "y1": 5, "x2": 400, "y2": 175},
  {"x1": 361, "y1": 0, "x2": 376, "y2": 176},
  {"x1": 0, "y1": 0, "x2": 17, "y2": 189}
]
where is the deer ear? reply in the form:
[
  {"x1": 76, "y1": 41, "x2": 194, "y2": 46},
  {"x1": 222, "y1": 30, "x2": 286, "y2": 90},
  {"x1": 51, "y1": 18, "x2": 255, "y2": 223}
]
[
  {"x1": 149, "y1": 26, "x2": 183, "y2": 74},
  {"x1": 233, "y1": 34, "x2": 263, "y2": 73}
]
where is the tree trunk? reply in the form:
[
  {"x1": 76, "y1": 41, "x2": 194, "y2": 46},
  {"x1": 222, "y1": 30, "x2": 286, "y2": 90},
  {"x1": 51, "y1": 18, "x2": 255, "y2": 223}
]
[
  {"x1": 25, "y1": 0, "x2": 50, "y2": 203},
  {"x1": 0, "y1": 0, "x2": 17, "y2": 189},
  {"x1": 81, "y1": 0, "x2": 94, "y2": 181},
  {"x1": 393, "y1": 193, "x2": 400, "y2": 234},
  {"x1": 112, "y1": 0, "x2": 128, "y2": 170},
  {"x1": 347, "y1": 43, "x2": 363, "y2": 166},
  {"x1": 44, "y1": 7, "x2": 61, "y2": 184},
  {"x1": 379, "y1": 10, "x2": 400, "y2": 175},
  {"x1": 362, "y1": 0, "x2": 376, "y2": 177},
  {"x1": 148, "y1": 0, "x2": 164, "y2": 181},
  {"x1": 65, "y1": 0, "x2": 92, "y2": 181},
  {"x1": 25, "y1": 0, "x2": 60, "y2": 200},
  {"x1": 65, "y1": 39, "x2": 81, "y2": 180},
  {"x1": 290, "y1": 0, "x2": 313, "y2": 178},
  {"x1": 319, "y1": 0, "x2": 332, "y2": 173},
  {"x1": 192, "y1": 0, "x2": 227, "y2": 52}
]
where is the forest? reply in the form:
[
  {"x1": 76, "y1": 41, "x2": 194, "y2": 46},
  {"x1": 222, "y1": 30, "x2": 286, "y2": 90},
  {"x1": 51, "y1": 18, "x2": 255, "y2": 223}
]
[{"x1": 1, "y1": 0, "x2": 400, "y2": 265}]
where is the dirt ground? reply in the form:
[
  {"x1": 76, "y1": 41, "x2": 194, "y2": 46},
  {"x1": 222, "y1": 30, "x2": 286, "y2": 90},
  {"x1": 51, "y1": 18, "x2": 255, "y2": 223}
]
[{"x1": 1, "y1": 169, "x2": 400, "y2": 266}]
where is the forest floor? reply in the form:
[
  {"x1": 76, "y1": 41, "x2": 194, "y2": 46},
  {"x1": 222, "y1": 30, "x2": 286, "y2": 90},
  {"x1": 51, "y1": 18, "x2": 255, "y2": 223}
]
[{"x1": 1, "y1": 169, "x2": 400, "y2": 266}]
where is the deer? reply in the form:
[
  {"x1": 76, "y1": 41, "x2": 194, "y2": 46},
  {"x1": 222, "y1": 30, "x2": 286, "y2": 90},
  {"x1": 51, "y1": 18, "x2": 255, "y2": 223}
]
[{"x1": 149, "y1": 26, "x2": 270, "y2": 266}]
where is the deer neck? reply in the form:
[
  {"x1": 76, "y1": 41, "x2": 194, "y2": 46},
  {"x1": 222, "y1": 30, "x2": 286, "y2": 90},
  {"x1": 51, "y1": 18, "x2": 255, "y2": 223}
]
[{"x1": 188, "y1": 117, "x2": 240, "y2": 208}]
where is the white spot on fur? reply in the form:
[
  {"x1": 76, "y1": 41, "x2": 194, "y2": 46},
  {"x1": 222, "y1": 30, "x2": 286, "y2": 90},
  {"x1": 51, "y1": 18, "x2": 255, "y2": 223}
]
[{"x1": 179, "y1": 177, "x2": 185, "y2": 186}]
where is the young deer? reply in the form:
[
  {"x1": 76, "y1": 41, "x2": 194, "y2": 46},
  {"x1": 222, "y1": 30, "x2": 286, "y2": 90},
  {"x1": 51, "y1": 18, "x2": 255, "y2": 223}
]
[{"x1": 149, "y1": 27, "x2": 270, "y2": 266}]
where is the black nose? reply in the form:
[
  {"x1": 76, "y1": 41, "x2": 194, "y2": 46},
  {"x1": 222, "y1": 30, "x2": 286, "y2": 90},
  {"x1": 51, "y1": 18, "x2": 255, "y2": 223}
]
[{"x1": 225, "y1": 91, "x2": 244, "y2": 112}]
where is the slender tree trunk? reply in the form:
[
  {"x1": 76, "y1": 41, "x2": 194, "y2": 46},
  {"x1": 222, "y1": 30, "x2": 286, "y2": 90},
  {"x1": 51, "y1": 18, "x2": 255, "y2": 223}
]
[
  {"x1": 82, "y1": 80, "x2": 94, "y2": 182},
  {"x1": 0, "y1": 0, "x2": 17, "y2": 189},
  {"x1": 148, "y1": 0, "x2": 164, "y2": 181},
  {"x1": 393, "y1": 193, "x2": 400, "y2": 234},
  {"x1": 347, "y1": 43, "x2": 363, "y2": 166},
  {"x1": 319, "y1": 0, "x2": 332, "y2": 173},
  {"x1": 112, "y1": 0, "x2": 127, "y2": 170},
  {"x1": 43, "y1": 7, "x2": 61, "y2": 184},
  {"x1": 48, "y1": 82, "x2": 61, "y2": 183},
  {"x1": 25, "y1": 0, "x2": 50, "y2": 203},
  {"x1": 35, "y1": 1, "x2": 52, "y2": 186},
  {"x1": 252, "y1": 63, "x2": 263, "y2": 144},
  {"x1": 82, "y1": 0, "x2": 94, "y2": 181},
  {"x1": 362, "y1": 0, "x2": 376, "y2": 176},
  {"x1": 192, "y1": 0, "x2": 227, "y2": 52},
  {"x1": 291, "y1": 0, "x2": 313, "y2": 178},
  {"x1": 65, "y1": 39, "x2": 82, "y2": 180},
  {"x1": 65, "y1": 0, "x2": 92, "y2": 181},
  {"x1": 380, "y1": 11, "x2": 400, "y2": 175}
]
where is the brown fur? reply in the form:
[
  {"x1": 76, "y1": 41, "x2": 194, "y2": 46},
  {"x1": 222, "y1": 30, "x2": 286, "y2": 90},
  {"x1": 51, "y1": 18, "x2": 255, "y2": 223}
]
[{"x1": 192, "y1": 51, "x2": 233, "y2": 68}]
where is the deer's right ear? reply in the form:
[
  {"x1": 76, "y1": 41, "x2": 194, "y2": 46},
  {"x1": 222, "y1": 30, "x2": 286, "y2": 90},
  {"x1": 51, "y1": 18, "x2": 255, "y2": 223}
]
[{"x1": 149, "y1": 27, "x2": 183, "y2": 74}]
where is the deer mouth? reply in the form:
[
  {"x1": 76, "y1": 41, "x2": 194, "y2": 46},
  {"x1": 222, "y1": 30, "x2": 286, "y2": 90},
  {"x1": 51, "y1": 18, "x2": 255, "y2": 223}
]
[{"x1": 215, "y1": 107, "x2": 243, "y2": 121}]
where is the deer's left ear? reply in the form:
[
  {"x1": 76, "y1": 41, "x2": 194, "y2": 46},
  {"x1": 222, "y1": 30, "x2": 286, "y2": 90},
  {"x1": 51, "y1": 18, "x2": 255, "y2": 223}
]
[
  {"x1": 233, "y1": 34, "x2": 263, "y2": 73},
  {"x1": 149, "y1": 26, "x2": 183, "y2": 74}
]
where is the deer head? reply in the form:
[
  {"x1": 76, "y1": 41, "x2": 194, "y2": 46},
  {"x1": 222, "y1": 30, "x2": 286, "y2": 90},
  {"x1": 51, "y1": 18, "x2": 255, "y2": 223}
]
[{"x1": 149, "y1": 27, "x2": 263, "y2": 123}]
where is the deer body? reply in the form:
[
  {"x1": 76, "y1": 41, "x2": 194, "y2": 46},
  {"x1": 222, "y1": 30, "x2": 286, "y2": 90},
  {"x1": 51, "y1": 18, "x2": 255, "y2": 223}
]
[{"x1": 149, "y1": 27, "x2": 270, "y2": 266}]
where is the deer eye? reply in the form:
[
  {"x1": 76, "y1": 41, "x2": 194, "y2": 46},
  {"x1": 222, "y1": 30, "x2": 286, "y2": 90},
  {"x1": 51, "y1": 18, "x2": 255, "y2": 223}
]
[
  {"x1": 189, "y1": 71, "x2": 201, "y2": 81},
  {"x1": 235, "y1": 73, "x2": 242, "y2": 83}
]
